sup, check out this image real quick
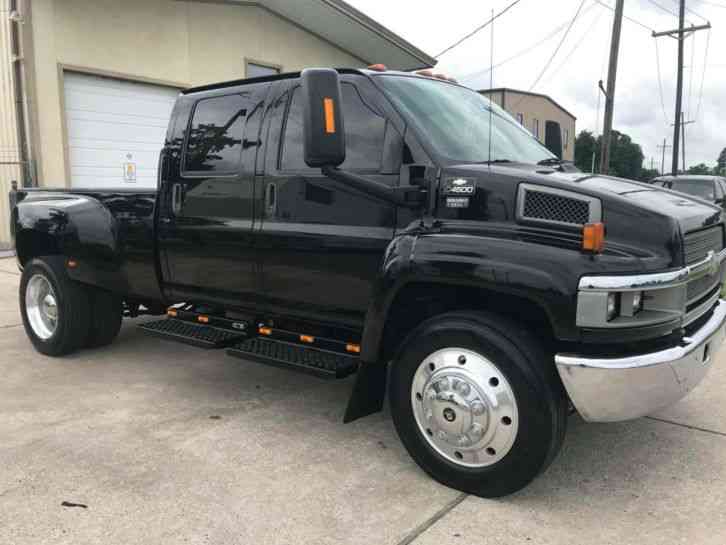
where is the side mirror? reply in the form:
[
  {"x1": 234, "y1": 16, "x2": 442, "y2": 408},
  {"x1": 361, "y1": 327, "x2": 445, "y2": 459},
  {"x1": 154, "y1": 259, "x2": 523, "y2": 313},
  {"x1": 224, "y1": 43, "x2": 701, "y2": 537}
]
[
  {"x1": 544, "y1": 120, "x2": 563, "y2": 159},
  {"x1": 301, "y1": 68, "x2": 346, "y2": 168}
]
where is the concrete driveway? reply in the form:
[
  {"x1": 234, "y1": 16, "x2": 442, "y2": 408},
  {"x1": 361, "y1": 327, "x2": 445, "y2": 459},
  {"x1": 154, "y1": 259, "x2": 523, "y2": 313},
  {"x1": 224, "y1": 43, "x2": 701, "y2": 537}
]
[{"x1": 1, "y1": 257, "x2": 726, "y2": 545}]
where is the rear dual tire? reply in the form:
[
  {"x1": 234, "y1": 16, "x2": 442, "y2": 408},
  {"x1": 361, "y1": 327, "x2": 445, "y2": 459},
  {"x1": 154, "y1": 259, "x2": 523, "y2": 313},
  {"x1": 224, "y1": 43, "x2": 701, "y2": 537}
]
[
  {"x1": 20, "y1": 256, "x2": 123, "y2": 356},
  {"x1": 389, "y1": 311, "x2": 567, "y2": 498}
]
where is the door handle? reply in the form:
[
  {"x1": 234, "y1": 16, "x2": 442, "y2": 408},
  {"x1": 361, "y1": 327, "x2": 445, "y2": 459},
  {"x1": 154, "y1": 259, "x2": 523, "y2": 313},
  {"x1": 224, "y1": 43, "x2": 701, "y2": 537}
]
[
  {"x1": 171, "y1": 183, "x2": 183, "y2": 216},
  {"x1": 265, "y1": 183, "x2": 277, "y2": 216}
]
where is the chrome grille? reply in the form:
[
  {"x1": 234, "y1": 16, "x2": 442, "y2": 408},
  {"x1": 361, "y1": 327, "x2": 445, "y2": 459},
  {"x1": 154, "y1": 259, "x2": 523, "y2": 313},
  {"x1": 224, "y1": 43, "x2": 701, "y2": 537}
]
[
  {"x1": 687, "y1": 272, "x2": 721, "y2": 303},
  {"x1": 684, "y1": 226, "x2": 723, "y2": 265}
]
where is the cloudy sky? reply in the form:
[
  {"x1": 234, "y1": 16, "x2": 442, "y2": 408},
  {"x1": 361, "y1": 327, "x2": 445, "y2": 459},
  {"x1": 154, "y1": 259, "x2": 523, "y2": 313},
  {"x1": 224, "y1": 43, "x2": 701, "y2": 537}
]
[{"x1": 348, "y1": 0, "x2": 725, "y2": 172}]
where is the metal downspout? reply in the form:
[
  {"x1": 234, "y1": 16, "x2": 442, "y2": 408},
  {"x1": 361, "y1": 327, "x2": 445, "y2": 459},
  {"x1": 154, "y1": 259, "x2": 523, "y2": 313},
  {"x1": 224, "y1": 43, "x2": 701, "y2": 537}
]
[{"x1": 8, "y1": 0, "x2": 34, "y2": 187}]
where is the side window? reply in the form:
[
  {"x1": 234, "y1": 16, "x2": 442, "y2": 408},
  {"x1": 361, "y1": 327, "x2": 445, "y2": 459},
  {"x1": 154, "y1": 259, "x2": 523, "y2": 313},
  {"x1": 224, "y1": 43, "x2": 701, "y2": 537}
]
[
  {"x1": 183, "y1": 94, "x2": 248, "y2": 175},
  {"x1": 281, "y1": 83, "x2": 386, "y2": 172},
  {"x1": 715, "y1": 181, "x2": 724, "y2": 199}
]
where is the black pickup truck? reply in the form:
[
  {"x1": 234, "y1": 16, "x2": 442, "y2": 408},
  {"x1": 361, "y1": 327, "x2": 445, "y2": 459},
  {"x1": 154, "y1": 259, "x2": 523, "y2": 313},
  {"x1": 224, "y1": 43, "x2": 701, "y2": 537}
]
[{"x1": 9, "y1": 67, "x2": 726, "y2": 497}]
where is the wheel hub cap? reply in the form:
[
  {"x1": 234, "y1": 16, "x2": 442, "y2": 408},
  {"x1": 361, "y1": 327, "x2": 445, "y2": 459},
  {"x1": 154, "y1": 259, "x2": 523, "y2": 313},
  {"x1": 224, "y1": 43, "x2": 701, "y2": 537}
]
[
  {"x1": 411, "y1": 348, "x2": 519, "y2": 467},
  {"x1": 25, "y1": 274, "x2": 58, "y2": 340}
]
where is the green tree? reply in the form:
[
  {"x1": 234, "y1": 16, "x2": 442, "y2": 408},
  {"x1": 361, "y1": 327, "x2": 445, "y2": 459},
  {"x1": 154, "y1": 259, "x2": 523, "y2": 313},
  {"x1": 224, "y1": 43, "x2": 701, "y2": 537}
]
[
  {"x1": 687, "y1": 163, "x2": 713, "y2": 175},
  {"x1": 574, "y1": 130, "x2": 597, "y2": 172},
  {"x1": 574, "y1": 129, "x2": 645, "y2": 179},
  {"x1": 639, "y1": 168, "x2": 659, "y2": 182},
  {"x1": 717, "y1": 148, "x2": 726, "y2": 175}
]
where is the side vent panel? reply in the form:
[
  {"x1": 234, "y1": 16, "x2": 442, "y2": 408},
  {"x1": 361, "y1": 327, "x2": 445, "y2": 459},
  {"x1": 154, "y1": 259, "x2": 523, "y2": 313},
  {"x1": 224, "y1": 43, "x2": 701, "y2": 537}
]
[{"x1": 517, "y1": 183, "x2": 601, "y2": 227}]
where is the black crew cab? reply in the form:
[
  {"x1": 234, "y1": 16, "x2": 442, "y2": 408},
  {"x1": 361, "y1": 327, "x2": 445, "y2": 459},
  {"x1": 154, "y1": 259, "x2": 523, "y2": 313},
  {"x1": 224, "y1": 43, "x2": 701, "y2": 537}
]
[{"x1": 9, "y1": 67, "x2": 726, "y2": 497}]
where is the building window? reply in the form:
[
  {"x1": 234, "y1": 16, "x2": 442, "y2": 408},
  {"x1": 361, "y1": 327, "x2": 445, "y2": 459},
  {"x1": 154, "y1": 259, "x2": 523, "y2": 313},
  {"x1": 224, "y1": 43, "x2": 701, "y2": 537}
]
[
  {"x1": 183, "y1": 95, "x2": 247, "y2": 174},
  {"x1": 281, "y1": 83, "x2": 386, "y2": 172},
  {"x1": 246, "y1": 60, "x2": 281, "y2": 78},
  {"x1": 533, "y1": 118, "x2": 540, "y2": 140},
  {"x1": 516, "y1": 113, "x2": 524, "y2": 125},
  {"x1": 563, "y1": 128, "x2": 569, "y2": 150}
]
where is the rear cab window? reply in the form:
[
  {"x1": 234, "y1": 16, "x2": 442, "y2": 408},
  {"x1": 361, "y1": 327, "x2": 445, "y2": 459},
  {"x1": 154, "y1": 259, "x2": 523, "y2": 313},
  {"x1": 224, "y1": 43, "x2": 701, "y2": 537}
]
[{"x1": 183, "y1": 94, "x2": 248, "y2": 176}]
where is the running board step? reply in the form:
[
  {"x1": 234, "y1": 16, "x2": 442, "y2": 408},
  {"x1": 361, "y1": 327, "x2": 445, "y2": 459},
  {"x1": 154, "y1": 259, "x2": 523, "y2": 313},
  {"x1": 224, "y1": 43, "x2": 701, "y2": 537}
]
[
  {"x1": 139, "y1": 318, "x2": 248, "y2": 349},
  {"x1": 227, "y1": 338, "x2": 359, "y2": 379}
]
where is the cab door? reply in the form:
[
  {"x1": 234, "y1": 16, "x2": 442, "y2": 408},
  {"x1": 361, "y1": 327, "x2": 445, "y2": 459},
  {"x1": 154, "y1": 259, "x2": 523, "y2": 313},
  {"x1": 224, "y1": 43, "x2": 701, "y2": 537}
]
[
  {"x1": 255, "y1": 76, "x2": 403, "y2": 325},
  {"x1": 158, "y1": 83, "x2": 270, "y2": 305}
]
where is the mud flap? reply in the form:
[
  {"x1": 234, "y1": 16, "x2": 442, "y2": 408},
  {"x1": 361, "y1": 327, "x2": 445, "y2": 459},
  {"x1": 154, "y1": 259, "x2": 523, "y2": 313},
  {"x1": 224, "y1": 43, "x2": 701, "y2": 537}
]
[{"x1": 343, "y1": 362, "x2": 387, "y2": 423}]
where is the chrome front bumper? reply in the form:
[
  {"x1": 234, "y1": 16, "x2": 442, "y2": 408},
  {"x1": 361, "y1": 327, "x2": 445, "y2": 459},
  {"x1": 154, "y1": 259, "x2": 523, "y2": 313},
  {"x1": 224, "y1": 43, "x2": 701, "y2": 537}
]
[{"x1": 555, "y1": 300, "x2": 726, "y2": 422}]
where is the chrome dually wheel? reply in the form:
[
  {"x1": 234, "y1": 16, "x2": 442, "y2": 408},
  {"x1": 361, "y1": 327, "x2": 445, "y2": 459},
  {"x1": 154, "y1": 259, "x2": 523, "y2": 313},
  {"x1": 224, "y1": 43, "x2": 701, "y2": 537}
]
[
  {"x1": 25, "y1": 274, "x2": 59, "y2": 340},
  {"x1": 411, "y1": 348, "x2": 519, "y2": 467},
  {"x1": 20, "y1": 257, "x2": 90, "y2": 356}
]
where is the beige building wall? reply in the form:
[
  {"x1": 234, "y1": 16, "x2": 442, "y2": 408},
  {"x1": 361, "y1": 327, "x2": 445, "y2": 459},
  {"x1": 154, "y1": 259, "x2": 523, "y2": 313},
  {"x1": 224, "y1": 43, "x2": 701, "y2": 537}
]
[
  {"x1": 27, "y1": 0, "x2": 366, "y2": 189},
  {"x1": 484, "y1": 90, "x2": 576, "y2": 162},
  {"x1": 0, "y1": 0, "x2": 22, "y2": 248}
]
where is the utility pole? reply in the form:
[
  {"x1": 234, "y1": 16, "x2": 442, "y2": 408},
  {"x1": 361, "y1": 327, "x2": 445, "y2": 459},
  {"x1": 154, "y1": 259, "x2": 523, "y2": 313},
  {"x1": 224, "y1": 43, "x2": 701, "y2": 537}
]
[
  {"x1": 657, "y1": 139, "x2": 672, "y2": 175},
  {"x1": 653, "y1": 2, "x2": 710, "y2": 175},
  {"x1": 599, "y1": 0, "x2": 624, "y2": 175},
  {"x1": 670, "y1": 115, "x2": 696, "y2": 172}
]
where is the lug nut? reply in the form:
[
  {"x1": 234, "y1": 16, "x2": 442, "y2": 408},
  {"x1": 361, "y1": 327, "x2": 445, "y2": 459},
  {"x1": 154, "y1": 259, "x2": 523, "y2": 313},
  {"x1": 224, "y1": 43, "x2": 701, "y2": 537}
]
[
  {"x1": 471, "y1": 401, "x2": 486, "y2": 415},
  {"x1": 457, "y1": 382, "x2": 471, "y2": 396}
]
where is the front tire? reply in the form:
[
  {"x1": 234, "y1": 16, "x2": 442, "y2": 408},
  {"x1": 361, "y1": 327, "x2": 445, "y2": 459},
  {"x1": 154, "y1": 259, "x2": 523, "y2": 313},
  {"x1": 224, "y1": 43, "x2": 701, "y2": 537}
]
[
  {"x1": 389, "y1": 311, "x2": 567, "y2": 498},
  {"x1": 19, "y1": 256, "x2": 90, "y2": 357}
]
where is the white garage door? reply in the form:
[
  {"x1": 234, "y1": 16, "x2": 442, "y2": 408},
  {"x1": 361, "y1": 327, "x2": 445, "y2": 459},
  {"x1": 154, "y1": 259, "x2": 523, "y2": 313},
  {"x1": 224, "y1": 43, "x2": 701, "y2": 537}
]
[{"x1": 64, "y1": 72, "x2": 179, "y2": 189}]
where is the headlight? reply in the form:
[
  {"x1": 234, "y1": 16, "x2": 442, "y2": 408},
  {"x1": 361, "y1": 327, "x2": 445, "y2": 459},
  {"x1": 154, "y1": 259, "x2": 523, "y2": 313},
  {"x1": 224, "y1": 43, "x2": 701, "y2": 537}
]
[{"x1": 607, "y1": 293, "x2": 620, "y2": 321}]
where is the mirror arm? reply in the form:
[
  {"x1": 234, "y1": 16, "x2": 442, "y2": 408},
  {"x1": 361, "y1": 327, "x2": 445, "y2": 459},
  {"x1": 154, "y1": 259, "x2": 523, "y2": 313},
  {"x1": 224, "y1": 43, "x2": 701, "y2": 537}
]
[{"x1": 321, "y1": 166, "x2": 425, "y2": 208}]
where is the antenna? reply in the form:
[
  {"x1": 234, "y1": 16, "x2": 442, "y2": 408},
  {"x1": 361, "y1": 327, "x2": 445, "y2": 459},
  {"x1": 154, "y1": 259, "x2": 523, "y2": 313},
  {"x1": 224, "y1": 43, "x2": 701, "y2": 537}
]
[{"x1": 488, "y1": 8, "x2": 494, "y2": 168}]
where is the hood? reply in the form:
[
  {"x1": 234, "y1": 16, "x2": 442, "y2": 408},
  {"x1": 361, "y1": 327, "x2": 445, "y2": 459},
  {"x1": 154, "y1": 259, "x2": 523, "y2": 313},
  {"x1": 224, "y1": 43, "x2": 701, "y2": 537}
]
[
  {"x1": 440, "y1": 164, "x2": 724, "y2": 267},
  {"x1": 447, "y1": 164, "x2": 722, "y2": 234},
  {"x1": 559, "y1": 173, "x2": 723, "y2": 233}
]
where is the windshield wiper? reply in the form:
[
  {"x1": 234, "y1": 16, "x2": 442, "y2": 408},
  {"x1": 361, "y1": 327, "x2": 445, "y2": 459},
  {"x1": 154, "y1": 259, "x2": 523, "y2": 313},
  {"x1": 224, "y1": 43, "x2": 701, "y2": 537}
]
[
  {"x1": 476, "y1": 159, "x2": 513, "y2": 165},
  {"x1": 537, "y1": 158, "x2": 564, "y2": 166}
]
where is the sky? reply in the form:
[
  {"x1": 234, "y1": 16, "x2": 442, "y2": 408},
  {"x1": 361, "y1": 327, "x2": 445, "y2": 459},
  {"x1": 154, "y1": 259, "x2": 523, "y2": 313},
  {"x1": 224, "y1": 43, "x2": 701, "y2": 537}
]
[{"x1": 347, "y1": 0, "x2": 725, "y2": 172}]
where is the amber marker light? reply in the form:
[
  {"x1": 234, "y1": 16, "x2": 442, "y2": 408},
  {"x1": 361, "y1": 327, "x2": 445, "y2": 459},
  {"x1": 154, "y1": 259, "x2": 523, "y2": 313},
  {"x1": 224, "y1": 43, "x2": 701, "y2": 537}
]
[
  {"x1": 67, "y1": 259, "x2": 78, "y2": 268},
  {"x1": 346, "y1": 343, "x2": 361, "y2": 354},
  {"x1": 259, "y1": 326, "x2": 272, "y2": 336},
  {"x1": 582, "y1": 223, "x2": 605, "y2": 253},
  {"x1": 323, "y1": 98, "x2": 336, "y2": 134},
  {"x1": 367, "y1": 64, "x2": 387, "y2": 71},
  {"x1": 198, "y1": 315, "x2": 209, "y2": 324},
  {"x1": 300, "y1": 335, "x2": 315, "y2": 344},
  {"x1": 167, "y1": 308, "x2": 178, "y2": 317}
]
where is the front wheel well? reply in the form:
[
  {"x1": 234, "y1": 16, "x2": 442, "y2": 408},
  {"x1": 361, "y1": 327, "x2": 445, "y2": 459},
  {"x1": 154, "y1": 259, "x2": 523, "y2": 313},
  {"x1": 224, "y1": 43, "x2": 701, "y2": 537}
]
[
  {"x1": 379, "y1": 283, "x2": 556, "y2": 363},
  {"x1": 15, "y1": 230, "x2": 61, "y2": 266}
]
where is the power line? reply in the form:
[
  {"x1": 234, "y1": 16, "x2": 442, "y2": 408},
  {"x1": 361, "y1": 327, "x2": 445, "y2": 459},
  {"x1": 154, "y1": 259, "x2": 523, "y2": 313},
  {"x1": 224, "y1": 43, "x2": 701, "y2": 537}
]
[
  {"x1": 654, "y1": 38, "x2": 671, "y2": 125},
  {"x1": 695, "y1": 28, "x2": 711, "y2": 120},
  {"x1": 457, "y1": 2, "x2": 598, "y2": 82},
  {"x1": 518, "y1": 0, "x2": 588, "y2": 98},
  {"x1": 434, "y1": 0, "x2": 522, "y2": 58},
  {"x1": 646, "y1": 0, "x2": 682, "y2": 18},
  {"x1": 545, "y1": 6, "x2": 605, "y2": 83},
  {"x1": 592, "y1": 0, "x2": 656, "y2": 32},
  {"x1": 692, "y1": 0, "x2": 726, "y2": 7},
  {"x1": 676, "y1": 0, "x2": 712, "y2": 20}
]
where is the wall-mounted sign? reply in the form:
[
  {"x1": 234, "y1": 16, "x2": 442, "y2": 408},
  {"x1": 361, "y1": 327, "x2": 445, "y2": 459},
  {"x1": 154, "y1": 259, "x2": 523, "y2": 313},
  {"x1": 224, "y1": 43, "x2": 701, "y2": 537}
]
[{"x1": 123, "y1": 161, "x2": 137, "y2": 183}]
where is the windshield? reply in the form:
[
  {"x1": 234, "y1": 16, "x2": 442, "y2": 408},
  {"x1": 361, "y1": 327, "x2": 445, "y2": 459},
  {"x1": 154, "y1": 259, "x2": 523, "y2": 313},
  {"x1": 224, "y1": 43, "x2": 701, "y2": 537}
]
[
  {"x1": 377, "y1": 75, "x2": 556, "y2": 165},
  {"x1": 657, "y1": 179, "x2": 715, "y2": 200}
]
